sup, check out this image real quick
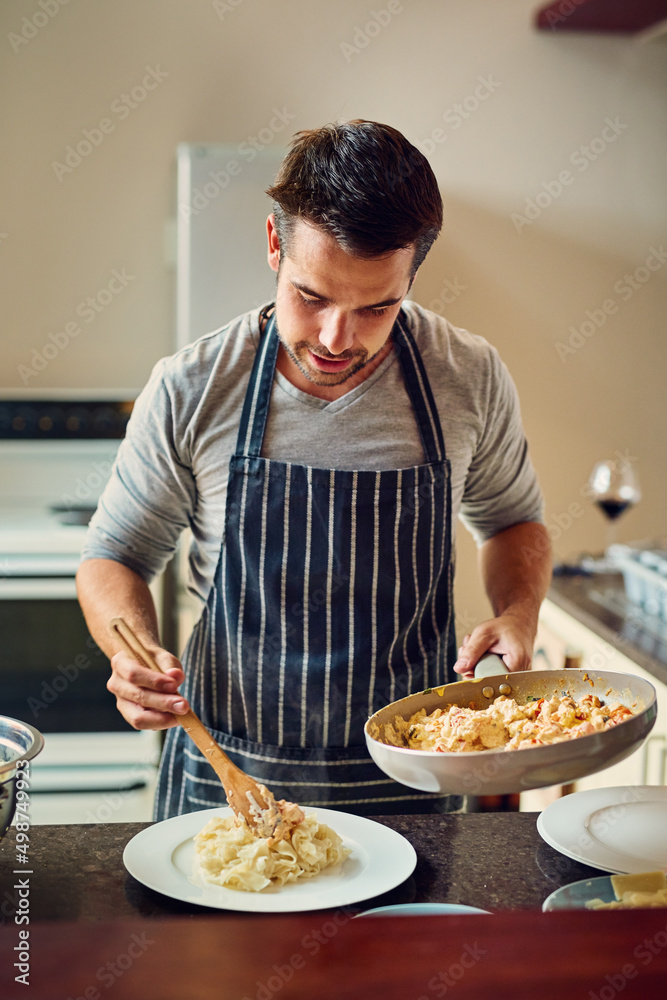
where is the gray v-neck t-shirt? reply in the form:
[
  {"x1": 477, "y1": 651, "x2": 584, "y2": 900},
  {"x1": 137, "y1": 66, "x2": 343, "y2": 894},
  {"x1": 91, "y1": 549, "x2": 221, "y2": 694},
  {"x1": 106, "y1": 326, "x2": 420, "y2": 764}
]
[{"x1": 82, "y1": 301, "x2": 544, "y2": 606}]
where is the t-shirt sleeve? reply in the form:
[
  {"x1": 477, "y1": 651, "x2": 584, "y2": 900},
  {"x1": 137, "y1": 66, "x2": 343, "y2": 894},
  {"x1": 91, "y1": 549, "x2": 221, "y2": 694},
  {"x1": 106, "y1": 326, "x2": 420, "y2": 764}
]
[
  {"x1": 80, "y1": 359, "x2": 195, "y2": 581},
  {"x1": 458, "y1": 347, "x2": 544, "y2": 544}
]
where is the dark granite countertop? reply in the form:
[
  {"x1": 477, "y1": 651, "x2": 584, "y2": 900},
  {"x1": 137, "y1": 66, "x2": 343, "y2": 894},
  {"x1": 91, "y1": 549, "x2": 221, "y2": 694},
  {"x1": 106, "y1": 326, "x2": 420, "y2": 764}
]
[
  {"x1": 0, "y1": 812, "x2": 609, "y2": 923},
  {"x1": 549, "y1": 572, "x2": 667, "y2": 688}
]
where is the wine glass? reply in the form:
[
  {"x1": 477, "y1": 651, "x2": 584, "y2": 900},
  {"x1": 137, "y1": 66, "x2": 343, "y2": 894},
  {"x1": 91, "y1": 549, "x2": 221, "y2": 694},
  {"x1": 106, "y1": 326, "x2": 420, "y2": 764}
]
[{"x1": 587, "y1": 458, "x2": 641, "y2": 556}]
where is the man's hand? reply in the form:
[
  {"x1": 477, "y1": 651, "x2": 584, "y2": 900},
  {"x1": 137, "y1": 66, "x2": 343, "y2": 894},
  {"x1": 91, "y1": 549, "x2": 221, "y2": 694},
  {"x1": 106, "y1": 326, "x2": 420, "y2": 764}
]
[
  {"x1": 453, "y1": 521, "x2": 552, "y2": 679},
  {"x1": 76, "y1": 558, "x2": 193, "y2": 731},
  {"x1": 453, "y1": 609, "x2": 535, "y2": 679},
  {"x1": 107, "y1": 647, "x2": 191, "y2": 730}
]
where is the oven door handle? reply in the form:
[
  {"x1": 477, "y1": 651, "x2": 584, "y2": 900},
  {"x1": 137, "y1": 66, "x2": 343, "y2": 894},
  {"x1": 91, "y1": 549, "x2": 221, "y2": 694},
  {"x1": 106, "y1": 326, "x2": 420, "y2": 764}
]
[
  {"x1": 0, "y1": 577, "x2": 78, "y2": 599},
  {"x1": 29, "y1": 780, "x2": 149, "y2": 795}
]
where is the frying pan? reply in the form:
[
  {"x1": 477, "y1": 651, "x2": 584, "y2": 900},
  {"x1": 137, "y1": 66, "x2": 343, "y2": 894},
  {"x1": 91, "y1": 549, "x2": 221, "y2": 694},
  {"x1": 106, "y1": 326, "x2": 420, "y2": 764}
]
[{"x1": 364, "y1": 669, "x2": 657, "y2": 795}]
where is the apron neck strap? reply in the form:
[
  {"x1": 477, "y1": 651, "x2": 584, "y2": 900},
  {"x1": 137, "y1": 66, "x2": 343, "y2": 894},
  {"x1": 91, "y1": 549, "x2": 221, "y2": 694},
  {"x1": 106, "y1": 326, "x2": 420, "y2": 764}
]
[
  {"x1": 235, "y1": 311, "x2": 281, "y2": 458},
  {"x1": 235, "y1": 308, "x2": 447, "y2": 464},
  {"x1": 392, "y1": 312, "x2": 447, "y2": 464}
]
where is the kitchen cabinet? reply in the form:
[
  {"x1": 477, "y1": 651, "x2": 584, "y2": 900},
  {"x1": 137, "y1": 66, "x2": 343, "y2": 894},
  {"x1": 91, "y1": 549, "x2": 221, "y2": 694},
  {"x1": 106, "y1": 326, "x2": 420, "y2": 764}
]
[
  {"x1": 537, "y1": 597, "x2": 667, "y2": 789},
  {"x1": 521, "y1": 574, "x2": 667, "y2": 809}
]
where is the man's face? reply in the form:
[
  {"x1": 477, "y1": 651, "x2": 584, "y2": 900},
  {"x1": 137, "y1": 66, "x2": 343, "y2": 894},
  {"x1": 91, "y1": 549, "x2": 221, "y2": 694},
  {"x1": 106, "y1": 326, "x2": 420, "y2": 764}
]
[{"x1": 267, "y1": 215, "x2": 414, "y2": 392}]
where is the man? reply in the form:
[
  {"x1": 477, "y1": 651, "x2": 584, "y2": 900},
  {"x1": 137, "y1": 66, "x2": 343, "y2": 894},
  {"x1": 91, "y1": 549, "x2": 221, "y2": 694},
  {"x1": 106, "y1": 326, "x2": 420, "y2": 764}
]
[{"x1": 77, "y1": 120, "x2": 551, "y2": 819}]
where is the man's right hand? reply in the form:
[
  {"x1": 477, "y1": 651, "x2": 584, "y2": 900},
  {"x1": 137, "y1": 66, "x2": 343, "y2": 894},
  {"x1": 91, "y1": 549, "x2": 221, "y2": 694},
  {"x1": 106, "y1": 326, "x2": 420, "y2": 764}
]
[{"x1": 107, "y1": 647, "x2": 191, "y2": 730}]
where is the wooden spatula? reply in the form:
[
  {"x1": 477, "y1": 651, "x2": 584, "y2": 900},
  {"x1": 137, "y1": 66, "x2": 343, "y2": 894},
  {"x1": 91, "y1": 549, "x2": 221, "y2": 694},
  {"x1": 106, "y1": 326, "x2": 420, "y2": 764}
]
[{"x1": 109, "y1": 617, "x2": 298, "y2": 840}]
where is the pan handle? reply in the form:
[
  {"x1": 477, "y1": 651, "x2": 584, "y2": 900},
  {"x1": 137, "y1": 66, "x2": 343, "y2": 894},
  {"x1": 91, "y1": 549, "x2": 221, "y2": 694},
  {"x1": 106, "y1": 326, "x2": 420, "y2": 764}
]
[{"x1": 474, "y1": 654, "x2": 507, "y2": 679}]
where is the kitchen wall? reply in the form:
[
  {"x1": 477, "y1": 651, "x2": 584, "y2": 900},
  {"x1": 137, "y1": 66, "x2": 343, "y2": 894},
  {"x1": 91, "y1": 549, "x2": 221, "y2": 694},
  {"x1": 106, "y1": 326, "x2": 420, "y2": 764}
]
[{"x1": 2, "y1": 0, "x2": 666, "y2": 630}]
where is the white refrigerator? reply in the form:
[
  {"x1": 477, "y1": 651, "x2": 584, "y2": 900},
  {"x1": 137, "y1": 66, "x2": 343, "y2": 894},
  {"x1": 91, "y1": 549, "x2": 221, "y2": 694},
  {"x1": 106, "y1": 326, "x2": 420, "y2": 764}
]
[
  {"x1": 175, "y1": 143, "x2": 287, "y2": 349},
  {"x1": 173, "y1": 143, "x2": 287, "y2": 647}
]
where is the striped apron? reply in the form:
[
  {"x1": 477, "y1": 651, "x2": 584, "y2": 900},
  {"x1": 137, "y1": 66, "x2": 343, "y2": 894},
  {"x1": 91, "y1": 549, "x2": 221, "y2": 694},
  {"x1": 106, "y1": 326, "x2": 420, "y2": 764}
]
[{"x1": 155, "y1": 309, "x2": 460, "y2": 820}]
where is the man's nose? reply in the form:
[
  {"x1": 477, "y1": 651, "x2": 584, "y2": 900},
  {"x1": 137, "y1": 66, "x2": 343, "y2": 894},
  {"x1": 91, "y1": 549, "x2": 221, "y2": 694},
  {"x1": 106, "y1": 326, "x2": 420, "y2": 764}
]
[{"x1": 318, "y1": 313, "x2": 354, "y2": 355}]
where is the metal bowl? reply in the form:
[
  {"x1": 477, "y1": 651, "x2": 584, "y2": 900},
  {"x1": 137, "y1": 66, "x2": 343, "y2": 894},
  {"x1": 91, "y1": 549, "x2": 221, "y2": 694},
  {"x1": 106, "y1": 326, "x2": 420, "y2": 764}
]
[
  {"x1": 364, "y1": 670, "x2": 657, "y2": 796},
  {"x1": 0, "y1": 717, "x2": 44, "y2": 840}
]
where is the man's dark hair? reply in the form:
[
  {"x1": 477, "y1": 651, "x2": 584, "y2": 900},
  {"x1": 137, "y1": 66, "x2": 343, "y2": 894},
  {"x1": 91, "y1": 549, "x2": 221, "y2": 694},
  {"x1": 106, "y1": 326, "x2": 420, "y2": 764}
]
[{"x1": 266, "y1": 120, "x2": 443, "y2": 278}]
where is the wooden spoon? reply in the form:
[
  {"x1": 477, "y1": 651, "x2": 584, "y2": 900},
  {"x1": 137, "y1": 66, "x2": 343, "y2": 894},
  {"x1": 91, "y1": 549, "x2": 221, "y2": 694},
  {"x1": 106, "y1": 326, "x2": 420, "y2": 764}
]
[{"x1": 109, "y1": 617, "x2": 297, "y2": 840}]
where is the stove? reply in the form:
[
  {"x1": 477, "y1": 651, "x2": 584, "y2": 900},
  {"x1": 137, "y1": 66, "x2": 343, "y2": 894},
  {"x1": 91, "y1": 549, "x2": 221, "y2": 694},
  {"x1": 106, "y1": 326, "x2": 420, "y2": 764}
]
[{"x1": 0, "y1": 391, "x2": 163, "y2": 824}]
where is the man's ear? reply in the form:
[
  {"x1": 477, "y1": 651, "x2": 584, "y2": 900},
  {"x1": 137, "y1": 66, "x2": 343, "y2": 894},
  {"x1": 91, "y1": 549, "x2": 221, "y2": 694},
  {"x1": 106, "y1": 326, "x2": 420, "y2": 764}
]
[{"x1": 267, "y1": 214, "x2": 281, "y2": 274}]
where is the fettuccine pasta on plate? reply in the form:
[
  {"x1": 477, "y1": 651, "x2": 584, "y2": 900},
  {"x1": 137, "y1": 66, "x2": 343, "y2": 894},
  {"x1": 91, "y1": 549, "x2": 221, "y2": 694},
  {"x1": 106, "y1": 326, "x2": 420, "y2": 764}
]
[{"x1": 192, "y1": 812, "x2": 351, "y2": 892}]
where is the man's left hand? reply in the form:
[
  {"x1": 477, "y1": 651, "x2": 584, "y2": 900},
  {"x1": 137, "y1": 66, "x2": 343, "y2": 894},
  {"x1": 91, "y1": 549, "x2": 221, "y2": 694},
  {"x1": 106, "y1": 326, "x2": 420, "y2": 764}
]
[
  {"x1": 453, "y1": 609, "x2": 536, "y2": 679},
  {"x1": 453, "y1": 521, "x2": 552, "y2": 679}
]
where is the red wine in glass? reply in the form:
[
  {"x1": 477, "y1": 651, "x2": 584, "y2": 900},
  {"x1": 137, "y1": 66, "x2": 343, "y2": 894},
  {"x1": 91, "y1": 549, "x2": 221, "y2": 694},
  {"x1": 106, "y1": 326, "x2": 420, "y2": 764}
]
[
  {"x1": 595, "y1": 498, "x2": 634, "y2": 521},
  {"x1": 588, "y1": 459, "x2": 641, "y2": 553}
]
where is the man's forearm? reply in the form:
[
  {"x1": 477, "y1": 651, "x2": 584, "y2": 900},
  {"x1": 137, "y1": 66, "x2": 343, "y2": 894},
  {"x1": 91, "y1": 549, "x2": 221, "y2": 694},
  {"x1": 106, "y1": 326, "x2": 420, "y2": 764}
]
[
  {"x1": 453, "y1": 521, "x2": 552, "y2": 675},
  {"x1": 76, "y1": 558, "x2": 161, "y2": 659},
  {"x1": 479, "y1": 521, "x2": 552, "y2": 633}
]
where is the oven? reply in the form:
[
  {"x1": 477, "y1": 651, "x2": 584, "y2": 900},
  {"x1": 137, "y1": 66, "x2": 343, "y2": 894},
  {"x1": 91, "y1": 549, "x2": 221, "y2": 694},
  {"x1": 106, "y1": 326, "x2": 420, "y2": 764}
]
[{"x1": 0, "y1": 392, "x2": 165, "y2": 823}]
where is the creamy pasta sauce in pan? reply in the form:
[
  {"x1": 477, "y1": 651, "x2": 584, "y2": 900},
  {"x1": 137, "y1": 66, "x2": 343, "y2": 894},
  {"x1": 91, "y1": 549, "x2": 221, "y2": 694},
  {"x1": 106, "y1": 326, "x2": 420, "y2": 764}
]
[{"x1": 401, "y1": 693, "x2": 635, "y2": 753}]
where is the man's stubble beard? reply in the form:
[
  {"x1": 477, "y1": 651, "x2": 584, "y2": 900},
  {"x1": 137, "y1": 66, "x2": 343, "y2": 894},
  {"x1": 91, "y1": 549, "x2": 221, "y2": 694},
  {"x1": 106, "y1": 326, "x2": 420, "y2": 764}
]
[{"x1": 274, "y1": 317, "x2": 386, "y2": 387}]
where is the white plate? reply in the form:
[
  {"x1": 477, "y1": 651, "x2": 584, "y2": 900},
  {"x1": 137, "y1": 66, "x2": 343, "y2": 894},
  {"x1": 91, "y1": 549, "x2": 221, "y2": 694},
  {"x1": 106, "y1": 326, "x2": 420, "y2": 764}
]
[
  {"x1": 357, "y1": 903, "x2": 492, "y2": 917},
  {"x1": 123, "y1": 807, "x2": 417, "y2": 913},
  {"x1": 537, "y1": 786, "x2": 667, "y2": 874},
  {"x1": 542, "y1": 877, "x2": 615, "y2": 912}
]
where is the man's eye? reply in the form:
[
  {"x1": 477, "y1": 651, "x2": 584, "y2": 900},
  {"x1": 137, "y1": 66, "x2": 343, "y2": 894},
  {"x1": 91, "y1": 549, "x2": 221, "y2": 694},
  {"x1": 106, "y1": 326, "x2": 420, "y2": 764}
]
[{"x1": 298, "y1": 294, "x2": 387, "y2": 317}]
